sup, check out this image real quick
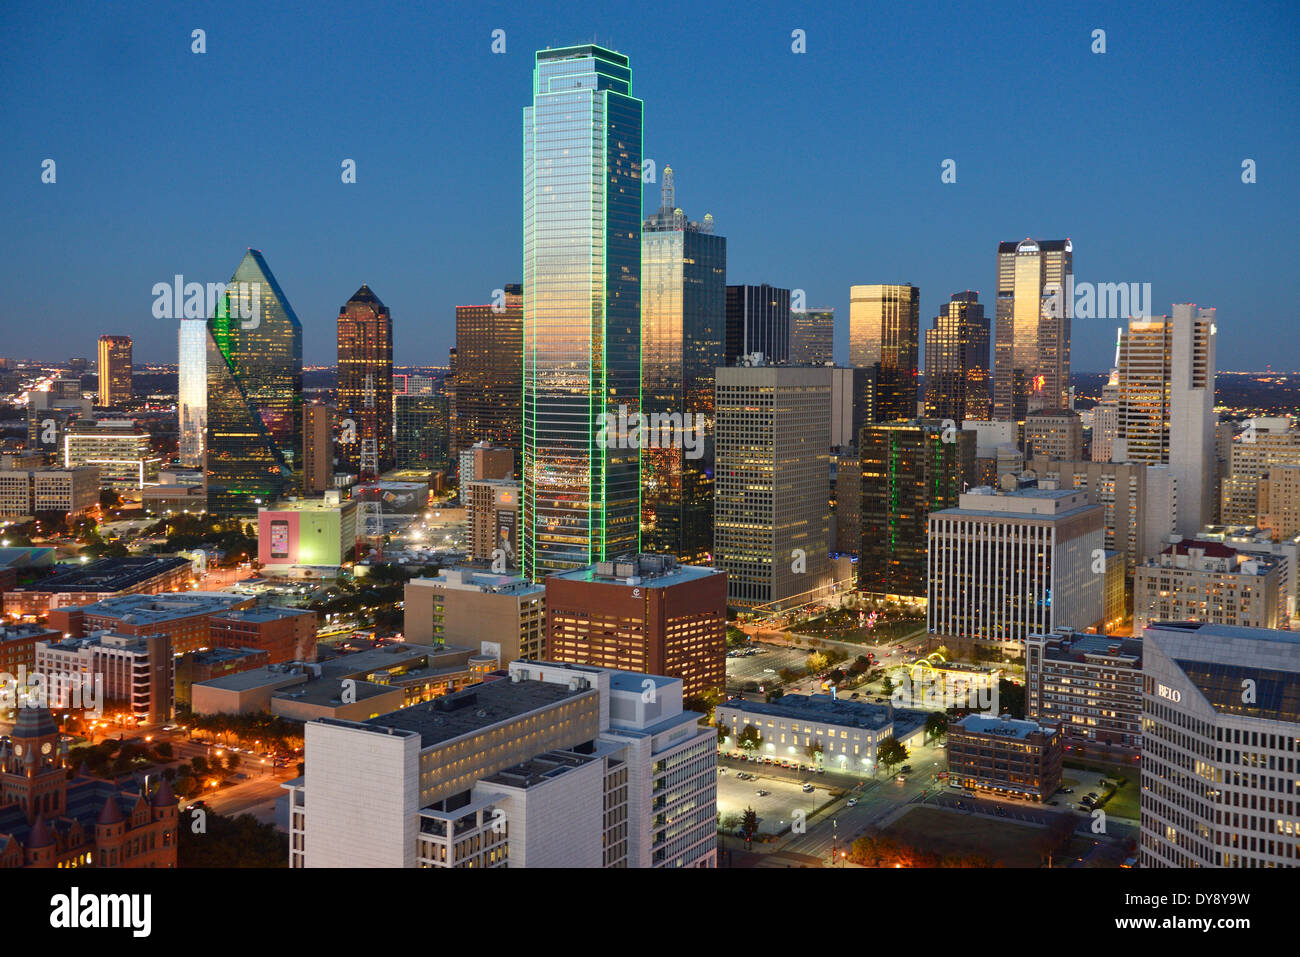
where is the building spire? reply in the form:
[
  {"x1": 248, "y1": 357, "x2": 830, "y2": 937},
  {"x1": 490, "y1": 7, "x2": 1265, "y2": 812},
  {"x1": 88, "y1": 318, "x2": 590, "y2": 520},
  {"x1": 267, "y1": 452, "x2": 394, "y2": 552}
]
[{"x1": 660, "y1": 165, "x2": 674, "y2": 216}]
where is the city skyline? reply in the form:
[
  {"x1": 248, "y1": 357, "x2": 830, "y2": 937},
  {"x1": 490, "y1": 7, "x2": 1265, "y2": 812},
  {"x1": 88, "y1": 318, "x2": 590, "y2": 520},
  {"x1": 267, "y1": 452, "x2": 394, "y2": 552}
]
[{"x1": 3, "y1": 2, "x2": 1296, "y2": 372}]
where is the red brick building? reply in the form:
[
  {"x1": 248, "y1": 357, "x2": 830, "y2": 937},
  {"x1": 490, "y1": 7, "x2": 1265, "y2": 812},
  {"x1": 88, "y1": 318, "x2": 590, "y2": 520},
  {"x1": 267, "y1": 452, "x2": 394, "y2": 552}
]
[
  {"x1": 545, "y1": 554, "x2": 726, "y2": 697},
  {"x1": 47, "y1": 592, "x2": 256, "y2": 656},
  {"x1": 0, "y1": 708, "x2": 177, "y2": 867},
  {"x1": 208, "y1": 606, "x2": 317, "y2": 663}
]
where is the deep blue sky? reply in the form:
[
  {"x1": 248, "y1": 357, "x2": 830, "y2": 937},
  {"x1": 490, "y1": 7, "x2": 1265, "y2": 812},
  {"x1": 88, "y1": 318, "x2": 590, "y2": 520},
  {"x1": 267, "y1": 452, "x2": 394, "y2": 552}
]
[{"x1": 2, "y1": 0, "x2": 1297, "y2": 372}]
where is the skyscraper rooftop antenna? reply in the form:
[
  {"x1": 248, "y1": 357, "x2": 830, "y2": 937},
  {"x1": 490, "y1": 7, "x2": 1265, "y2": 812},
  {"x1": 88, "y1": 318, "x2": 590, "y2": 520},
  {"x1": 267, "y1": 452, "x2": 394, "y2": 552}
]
[{"x1": 661, "y1": 164, "x2": 675, "y2": 216}]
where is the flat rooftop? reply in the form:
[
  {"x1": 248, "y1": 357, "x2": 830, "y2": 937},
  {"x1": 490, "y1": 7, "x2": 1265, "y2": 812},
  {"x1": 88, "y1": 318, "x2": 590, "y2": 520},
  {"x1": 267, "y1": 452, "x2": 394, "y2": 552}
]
[
  {"x1": 212, "y1": 606, "x2": 314, "y2": 623},
  {"x1": 10, "y1": 556, "x2": 191, "y2": 593},
  {"x1": 955, "y1": 714, "x2": 1053, "y2": 739},
  {"x1": 549, "y1": 559, "x2": 721, "y2": 589},
  {"x1": 479, "y1": 749, "x2": 597, "y2": 790},
  {"x1": 365, "y1": 679, "x2": 594, "y2": 749},
  {"x1": 1038, "y1": 631, "x2": 1142, "y2": 664},
  {"x1": 722, "y1": 693, "x2": 897, "y2": 731},
  {"x1": 70, "y1": 591, "x2": 249, "y2": 623}
]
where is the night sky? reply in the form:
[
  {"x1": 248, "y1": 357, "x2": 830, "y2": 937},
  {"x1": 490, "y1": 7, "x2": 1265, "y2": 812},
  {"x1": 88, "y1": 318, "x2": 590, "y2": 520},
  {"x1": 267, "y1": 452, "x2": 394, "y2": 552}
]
[{"x1": 3, "y1": 0, "x2": 1297, "y2": 371}]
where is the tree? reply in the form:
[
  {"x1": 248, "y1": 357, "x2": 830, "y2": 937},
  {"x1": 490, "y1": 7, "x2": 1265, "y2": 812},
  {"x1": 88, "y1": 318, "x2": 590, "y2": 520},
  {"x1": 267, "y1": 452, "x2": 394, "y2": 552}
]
[
  {"x1": 997, "y1": 678, "x2": 1026, "y2": 718},
  {"x1": 803, "y1": 739, "x2": 825, "y2": 767},
  {"x1": 924, "y1": 712, "x2": 948, "y2": 744},
  {"x1": 881, "y1": 674, "x2": 894, "y2": 697},
  {"x1": 876, "y1": 736, "x2": 909, "y2": 776},
  {"x1": 806, "y1": 651, "x2": 829, "y2": 673},
  {"x1": 736, "y1": 725, "x2": 763, "y2": 755},
  {"x1": 716, "y1": 723, "x2": 731, "y2": 745},
  {"x1": 740, "y1": 807, "x2": 759, "y2": 843}
]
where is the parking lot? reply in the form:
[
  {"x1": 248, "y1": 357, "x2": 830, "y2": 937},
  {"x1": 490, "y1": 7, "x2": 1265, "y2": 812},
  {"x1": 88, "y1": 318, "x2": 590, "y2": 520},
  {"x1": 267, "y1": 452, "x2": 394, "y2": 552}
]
[
  {"x1": 716, "y1": 768, "x2": 839, "y2": 835},
  {"x1": 725, "y1": 645, "x2": 809, "y2": 687}
]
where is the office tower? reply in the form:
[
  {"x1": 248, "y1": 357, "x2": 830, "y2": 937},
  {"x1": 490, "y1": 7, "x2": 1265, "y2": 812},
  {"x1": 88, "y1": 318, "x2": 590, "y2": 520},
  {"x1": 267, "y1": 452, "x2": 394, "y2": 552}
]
[
  {"x1": 464, "y1": 479, "x2": 520, "y2": 564},
  {"x1": 62, "y1": 418, "x2": 161, "y2": 490},
  {"x1": 289, "y1": 659, "x2": 716, "y2": 868},
  {"x1": 1090, "y1": 368, "x2": 1120, "y2": 461},
  {"x1": 641, "y1": 166, "x2": 726, "y2": 563},
  {"x1": 1114, "y1": 305, "x2": 1216, "y2": 536},
  {"x1": 522, "y1": 45, "x2": 642, "y2": 580},
  {"x1": 1025, "y1": 629, "x2": 1143, "y2": 757},
  {"x1": 393, "y1": 386, "x2": 449, "y2": 472},
  {"x1": 336, "y1": 285, "x2": 393, "y2": 478},
  {"x1": 302, "y1": 401, "x2": 333, "y2": 494},
  {"x1": 454, "y1": 284, "x2": 523, "y2": 462},
  {"x1": 1195, "y1": 525, "x2": 1300, "y2": 625},
  {"x1": 725, "y1": 285, "x2": 791, "y2": 365},
  {"x1": 1140, "y1": 621, "x2": 1300, "y2": 868},
  {"x1": 923, "y1": 291, "x2": 989, "y2": 422},
  {"x1": 1134, "y1": 538, "x2": 1282, "y2": 632},
  {"x1": 68, "y1": 357, "x2": 88, "y2": 375},
  {"x1": 993, "y1": 239, "x2": 1073, "y2": 420},
  {"x1": 1220, "y1": 418, "x2": 1300, "y2": 525},
  {"x1": 928, "y1": 486, "x2": 1104, "y2": 647},
  {"x1": 205, "y1": 249, "x2": 303, "y2": 516},
  {"x1": 26, "y1": 381, "x2": 91, "y2": 459},
  {"x1": 545, "y1": 553, "x2": 727, "y2": 697},
  {"x1": 35, "y1": 632, "x2": 173, "y2": 724},
  {"x1": 1259, "y1": 465, "x2": 1300, "y2": 540},
  {"x1": 859, "y1": 421, "x2": 974, "y2": 598},
  {"x1": 1025, "y1": 409, "x2": 1083, "y2": 461},
  {"x1": 458, "y1": 441, "x2": 514, "y2": 502},
  {"x1": 849, "y1": 284, "x2": 920, "y2": 422},
  {"x1": 791, "y1": 307, "x2": 834, "y2": 365},
  {"x1": 715, "y1": 364, "x2": 831, "y2": 609},
  {"x1": 833, "y1": 446, "x2": 861, "y2": 555},
  {"x1": 404, "y1": 568, "x2": 545, "y2": 661},
  {"x1": 96, "y1": 335, "x2": 132, "y2": 408},
  {"x1": 1027, "y1": 456, "x2": 1177, "y2": 576},
  {"x1": 177, "y1": 318, "x2": 207, "y2": 468},
  {"x1": 0, "y1": 467, "x2": 98, "y2": 520}
]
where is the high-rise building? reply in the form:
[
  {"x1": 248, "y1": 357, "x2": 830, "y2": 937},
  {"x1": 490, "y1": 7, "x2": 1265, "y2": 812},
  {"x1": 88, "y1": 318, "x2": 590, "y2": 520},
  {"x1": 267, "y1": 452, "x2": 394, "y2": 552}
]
[
  {"x1": 302, "y1": 401, "x2": 333, "y2": 494},
  {"x1": 96, "y1": 335, "x2": 132, "y2": 408},
  {"x1": 464, "y1": 478, "x2": 520, "y2": 565},
  {"x1": 993, "y1": 239, "x2": 1073, "y2": 420},
  {"x1": 725, "y1": 284, "x2": 791, "y2": 365},
  {"x1": 522, "y1": 45, "x2": 642, "y2": 580},
  {"x1": 1139, "y1": 621, "x2": 1300, "y2": 868},
  {"x1": 1220, "y1": 418, "x2": 1300, "y2": 526},
  {"x1": 177, "y1": 318, "x2": 207, "y2": 468},
  {"x1": 923, "y1": 291, "x2": 989, "y2": 422},
  {"x1": 791, "y1": 308, "x2": 835, "y2": 365},
  {"x1": 1259, "y1": 464, "x2": 1300, "y2": 541},
  {"x1": 26, "y1": 382, "x2": 90, "y2": 461},
  {"x1": 928, "y1": 486, "x2": 1104, "y2": 648},
  {"x1": 1090, "y1": 368, "x2": 1120, "y2": 462},
  {"x1": 715, "y1": 364, "x2": 833, "y2": 609},
  {"x1": 393, "y1": 388, "x2": 449, "y2": 473},
  {"x1": 1027, "y1": 456, "x2": 1177, "y2": 577},
  {"x1": 833, "y1": 445, "x2": 861, "y2": 555},
  {"x1": 63, "y1": 418, "x2": 161, "y2": 490},
  {"x1": 1114, "y1": 305, "x2": 1217, "y2": 536},
  {"x1": 1134, "y1": 539, "x2": 1282, "y2": 632},
  {"x1": 1025, "y1": 628, "x2": 1144, "y2": 757},
  {"x1": 1025, "y1": 409, "x2": 1083, "y2": 462},
  {"x1": 859, "y1": 421, "x2": 974, "y2": 598},
  {"x1": 458, "y1": 441, "x2": 514, "y2": 500},
  {"x1": 205, "y1": 249, "x2": 303, "y2": 516},
  {"x1": 641, "y1": 166, "x2": 726, "y2": 564},
  {"x1": 453, "y1": 284, "x2": 522, "y2": 462},
  {"x1": 849, "y1": 284, "x2": 920, "y2": 422},
  {"x1": 545, "y1": 553, "x2": 727, "y2": 698},
  {"x1": 404, "y1": 568, "x2": 545, "y2": 662},
  {"x1": 336, "y1": 285, "x2": 393, "y2": 478},
  {"x1": 288, "y1": 659, "x2": 716, "y2": 868}
]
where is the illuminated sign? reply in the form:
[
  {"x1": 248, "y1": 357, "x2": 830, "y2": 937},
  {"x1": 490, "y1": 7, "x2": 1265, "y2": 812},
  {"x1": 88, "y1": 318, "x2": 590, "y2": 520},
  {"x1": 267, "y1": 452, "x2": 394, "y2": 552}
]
[{"x1": 1156, "y1": 683, "x2": 1182, "y2": 703}]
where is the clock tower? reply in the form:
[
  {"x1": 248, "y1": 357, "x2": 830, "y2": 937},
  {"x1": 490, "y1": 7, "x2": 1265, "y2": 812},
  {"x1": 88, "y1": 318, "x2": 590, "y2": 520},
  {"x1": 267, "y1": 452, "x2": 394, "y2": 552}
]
[{"x1": 1, "y1": 707, "x2": 68, "y2": 824}]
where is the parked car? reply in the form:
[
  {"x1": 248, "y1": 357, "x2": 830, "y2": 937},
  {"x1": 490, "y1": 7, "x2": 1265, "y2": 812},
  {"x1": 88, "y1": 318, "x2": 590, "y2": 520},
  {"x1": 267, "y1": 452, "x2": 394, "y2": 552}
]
[
  {"x1": 816, "y1": 767, "x2": 825, "y2": 775},
  {"x1": 1060, "y1": 787, "x2": 1074, "y2": 794}
]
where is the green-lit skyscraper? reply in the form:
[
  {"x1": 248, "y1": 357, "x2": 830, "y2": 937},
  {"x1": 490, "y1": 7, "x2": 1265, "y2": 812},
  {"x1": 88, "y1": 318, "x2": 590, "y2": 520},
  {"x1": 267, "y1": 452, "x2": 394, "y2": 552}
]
[
  {"x1": 205, "y1": 249, "x2": 303, "y2": 516},
  {"x1": 641, "y1": 166, "x2": 725, "y2": 564},
  {"x1": 523, "y1": 45, "x2": 643, "y2": 580}
]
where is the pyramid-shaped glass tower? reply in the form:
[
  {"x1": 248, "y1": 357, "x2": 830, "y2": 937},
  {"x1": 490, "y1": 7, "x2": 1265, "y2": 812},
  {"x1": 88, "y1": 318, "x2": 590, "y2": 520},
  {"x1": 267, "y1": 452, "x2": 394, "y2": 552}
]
[{"x1": 205, "y1": 249, "x2": 303, "y2": 515}]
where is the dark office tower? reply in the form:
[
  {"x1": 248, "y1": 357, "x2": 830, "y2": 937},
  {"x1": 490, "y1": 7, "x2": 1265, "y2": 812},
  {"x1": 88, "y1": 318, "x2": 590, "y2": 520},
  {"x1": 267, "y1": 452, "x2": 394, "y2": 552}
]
[
  {"x1": 335, "y1": 285, "x2": 393, "y2": 479},
  {"x1": 849, "y1": 284, "x2": 920, "y2": 422},
  {"x1": 859, "y1": 420, "x2": 973, "y2": 598},
  {"x1": 791, "y1": 308, "x2": 834, "y2": 365},
  {"x1": 454, "y1": 284, "x2": 522, "y2": 467},
  {"x1": 725, "y1": 285, "x2": 792, "y2": 365},
  {"x1": 394, "y1": 379, "x2": 450, "y2": 472},
  {"x1": 924, "y1": 291, "x2": 990, "y2": 423},
  {"x1": 302, "y1": 401, "x2": 333, "y2": 494},
  {"x1": 96, "y1": 336, "x2": 132, "y2": 408},
  {"x1": 993, "y1": 238, "x2": 1073, "y2": 421},
  {"x1": 523, "y1": 45, "x2": 642, "y2": 581},
  {"x1": 641, "y1": 166, "x2": 726, "y2": 563},
  {"x1": 205, "y1": 249, "x2": 303, "y2": 516}
]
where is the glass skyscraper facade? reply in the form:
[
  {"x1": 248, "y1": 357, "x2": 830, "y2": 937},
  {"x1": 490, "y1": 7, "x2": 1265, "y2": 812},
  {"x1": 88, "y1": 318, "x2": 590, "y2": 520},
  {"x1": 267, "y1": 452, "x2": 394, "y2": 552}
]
[
  {"x1": 923, "y1": 291, "x2": 990, "y2": 422},
  {"x1": 454, "y1": 284, "x2": 522, "y2": 467},
  {"x1": 724, "y1": 284, "x2": 791, "y2": 365},
  {"x1": 791, "y1": 308, "x2": 835, "y2": 365},
  {"x1": 849, "y1": 284, "x2": 920, "y2": 423},
  {"x1": 205, "y1": 249, "x2": 303, "y2": 516},
  {"x1": 993, "y1": 238, "x2": 1073, "y2": 421},
  {"x1": 336, "y1": 284, "x2": 394, "y2": 479},
  {"x1": 641, "y1": 166, "x2": 726, "y2": 563},
  {"x1": 177, "y1": 318, "x2": 207, "y2": 467},
  {"x1": 523, "y1": 45, "x2": 643, "y2": 580}
]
